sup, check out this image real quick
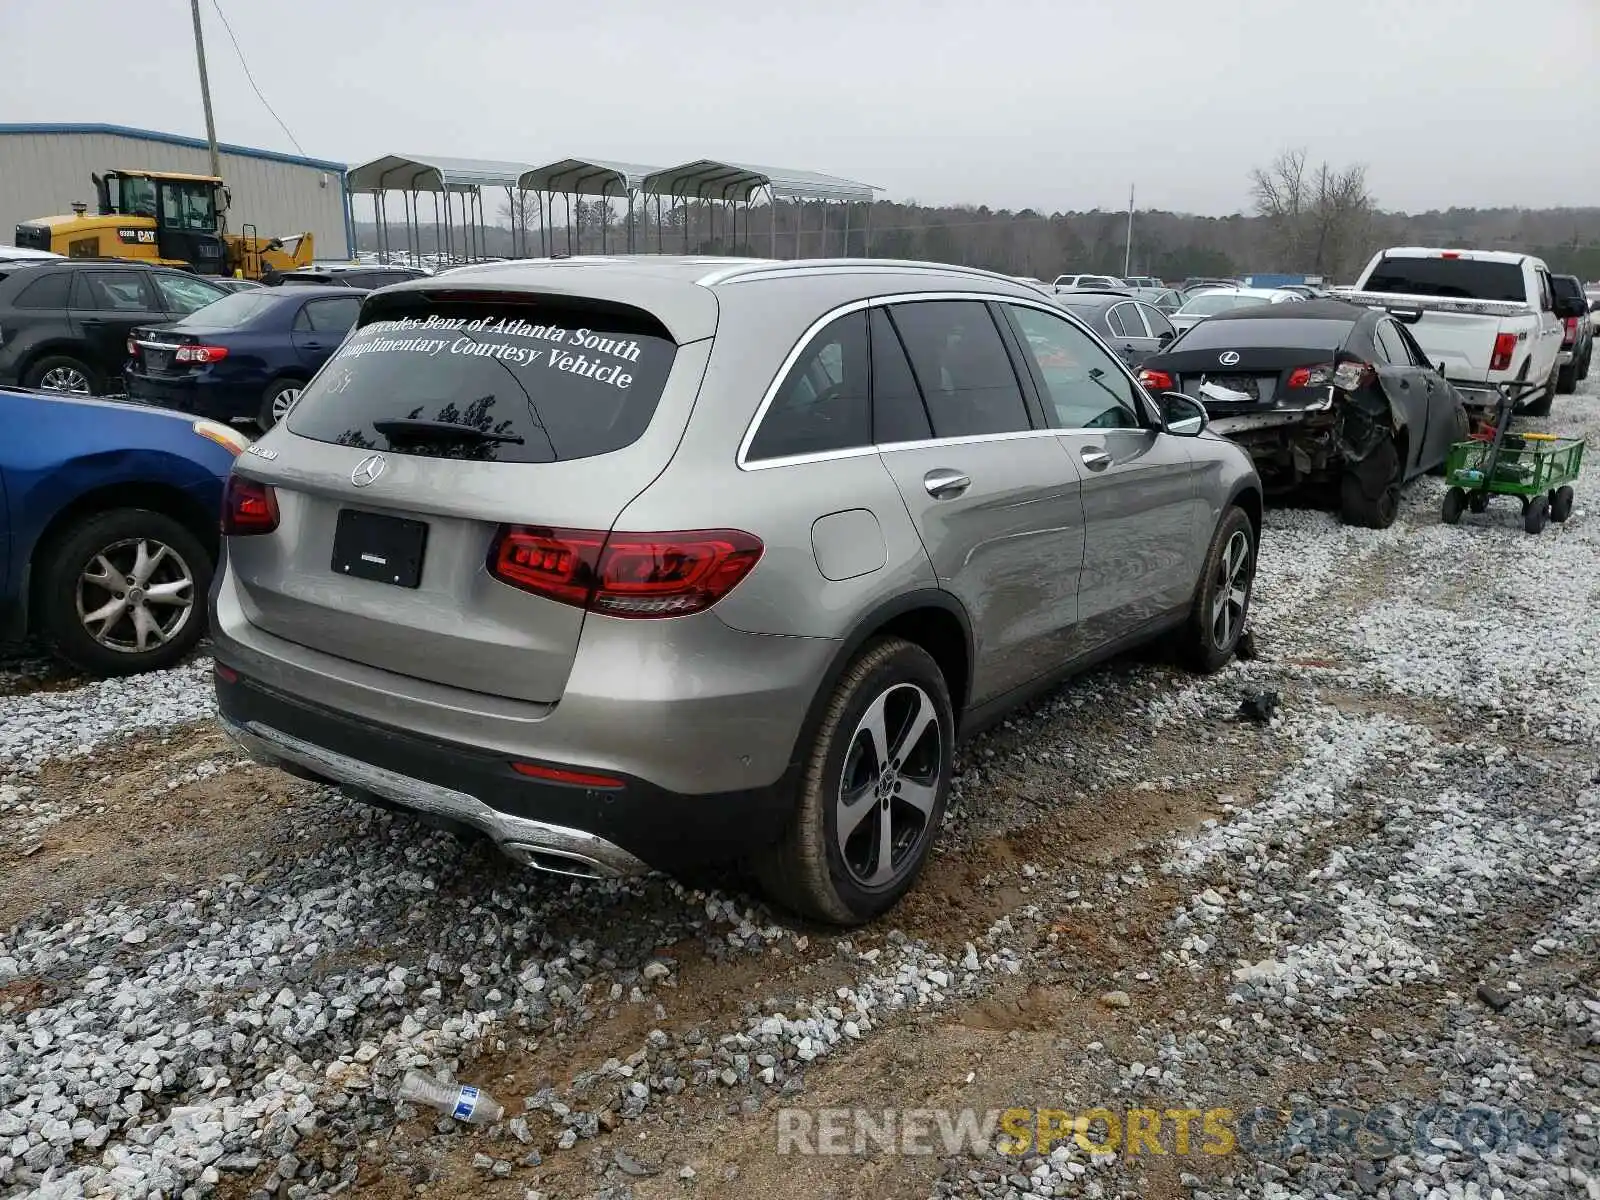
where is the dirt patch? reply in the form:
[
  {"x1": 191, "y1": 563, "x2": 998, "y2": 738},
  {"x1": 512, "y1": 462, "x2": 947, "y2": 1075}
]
[{"x1": 0, "y1": 725, "x2": 306, "y2": 927}]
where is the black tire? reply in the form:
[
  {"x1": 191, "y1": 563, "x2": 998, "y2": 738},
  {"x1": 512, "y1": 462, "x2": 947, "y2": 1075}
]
[
  {"x1": 1468, "y1": 492, "x2": 1491, "y2": 514},
  {"x1": 1580, "y1": 348, "x2": 1592, "y2": 382},
  {"x1": 22, "y1": 354, "x2": 103, "y2": 396},
  {"x1": 1339, "y1": 436, "x2": 1403, "y2": 529},
  {"x1": 1522, "y1": 366, "x2": 1557, "y2": 417},
  {"x1": 1524, "y1": 495, "x2": 1550, "y2": 535},
  {"x1": 1552, "y1": 485, "x2": 1575, "y2": 523},
  {"x1": 257, "y1": 378, "x2": 305, "y2": 430},
  {"x1": 753, "y1": 637, "x2": 954, "y2": 926},
  {"x1": 38, "y1": 508, "x2": 213, "y2": 676},
  {"x1": 1181, "y1": 505, "x2": 1255, "y2": 673},
  {"x1": 1442, "y1": 488, "x2": 1467, "y2": 525},
  {"x1": 1556, "y1": 361, "x2": 1578, "y2": 395}
]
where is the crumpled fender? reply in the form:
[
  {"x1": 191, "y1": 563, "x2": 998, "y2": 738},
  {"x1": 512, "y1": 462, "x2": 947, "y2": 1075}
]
[{"x1": 1337, "y1": 390, "x2": 1404, "y2": 462}]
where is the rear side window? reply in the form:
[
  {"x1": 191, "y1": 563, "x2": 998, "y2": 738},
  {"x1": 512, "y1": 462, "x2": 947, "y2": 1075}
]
[
  {"x1": 1362, "y1": 257, "x2": 1526, "y2": 303},
  {"x1": 74, "y1": 270, "x2": 155, "y2": 312},
  {"x1": 746, "y1": 311, "x2": 871, "y2": 461},
  {"x1": 1109, "y1": 303, "x2": 1147, "y2": 338},
  {"x1": 300, "y1": 296, "x2": 362, "y2": 332},
  {"x1": 285, "y1": 296, "x2": 676, "y2": 463},
  {"x1": 13, "y1": 272, "x2": 71, "y2": 309},
  {"x1": 1373, "y1": 320, "x2": 1409, "y2": 366},
  {"x1": 870, "y1": 307, "x2": 932, "y2": 444},
  {"x1": 888, "y1": 301, "x2": 1031, "y2": 437}
]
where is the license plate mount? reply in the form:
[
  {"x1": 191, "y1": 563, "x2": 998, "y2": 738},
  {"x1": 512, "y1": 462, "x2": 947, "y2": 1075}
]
[{"x1": 331, "y1": 509, "x2": 428, "y2": 589}]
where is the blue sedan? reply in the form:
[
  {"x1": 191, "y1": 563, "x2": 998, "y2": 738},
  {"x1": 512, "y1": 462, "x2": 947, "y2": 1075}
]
[
  {"x1": 0, "y1": 387, "x2": 248, "y2": 675},
  {"x1": 125, "y1": 285, "x2": 366, "y2": 429}
]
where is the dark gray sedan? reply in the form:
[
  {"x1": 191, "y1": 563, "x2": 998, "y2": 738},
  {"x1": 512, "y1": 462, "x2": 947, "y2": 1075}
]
[{"x1": 1052, "y1": 290, "x2": 1178, "y2": 368}]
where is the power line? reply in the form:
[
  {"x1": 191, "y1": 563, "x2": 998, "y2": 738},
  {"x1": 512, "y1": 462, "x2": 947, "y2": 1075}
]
[{"x1": 207, "y1": 0, "x2": 307, "y2": 158}]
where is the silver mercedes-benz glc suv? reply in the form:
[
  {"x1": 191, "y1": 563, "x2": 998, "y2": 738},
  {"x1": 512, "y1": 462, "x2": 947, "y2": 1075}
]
[{"x1": 210, "y1": 256, "x2": 1261, "y2": 925}]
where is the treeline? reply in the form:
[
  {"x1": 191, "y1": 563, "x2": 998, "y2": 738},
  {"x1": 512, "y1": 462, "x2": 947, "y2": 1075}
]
[{"x1": 354, "y1": 198, "x2": 1600, "y2": 283}]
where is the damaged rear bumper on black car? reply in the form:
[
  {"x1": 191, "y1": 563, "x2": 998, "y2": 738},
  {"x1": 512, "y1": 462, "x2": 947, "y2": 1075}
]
[
  {"x1": 1210, "y1": 395, "x2": 1393, "y2": 490},
  {"x1": 212, "y1": 666, "x2": 795, "y2": 880}
]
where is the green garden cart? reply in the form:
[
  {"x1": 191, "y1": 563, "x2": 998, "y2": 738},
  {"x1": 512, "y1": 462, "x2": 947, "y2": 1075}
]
[{"x1": 1441, "y1": 381, "x2": 1584, "y2": 534}]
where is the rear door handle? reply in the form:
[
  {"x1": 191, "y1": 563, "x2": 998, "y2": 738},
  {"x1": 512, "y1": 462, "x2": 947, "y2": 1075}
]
[
  {"x1": 1081, "y1": 448, "x2": 1112, "y2": 471},
  {"x1": 922, "y1": 468, "x2": 970, "y2": 499}
]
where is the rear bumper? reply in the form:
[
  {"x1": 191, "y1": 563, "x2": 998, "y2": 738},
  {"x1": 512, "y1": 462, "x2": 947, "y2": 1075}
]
[
  {"x1": 126, "y1": 373, "x2": 258, "y2": 422},
  {"x1": 214, "y1": 668, "x2": 797, "y2": 875}
]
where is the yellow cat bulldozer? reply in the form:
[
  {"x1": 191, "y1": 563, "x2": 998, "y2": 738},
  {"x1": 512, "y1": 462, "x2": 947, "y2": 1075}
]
[{"x1": 13, "y1": 169, "x2": 315, "y2": 280}]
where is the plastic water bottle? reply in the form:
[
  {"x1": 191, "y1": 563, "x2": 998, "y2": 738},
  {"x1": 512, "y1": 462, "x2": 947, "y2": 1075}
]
[{"x1": 396, "y1": 1070, "x2": 504, "y2": 1124}]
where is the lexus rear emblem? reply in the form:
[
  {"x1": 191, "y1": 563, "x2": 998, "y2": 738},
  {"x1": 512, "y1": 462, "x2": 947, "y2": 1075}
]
[
  {"x1": 351, "y1": 454, "x2": 386, "y2": 487},
  {"x1": 1218, "y1": 351, "x2": 1241, "y2": 366}
]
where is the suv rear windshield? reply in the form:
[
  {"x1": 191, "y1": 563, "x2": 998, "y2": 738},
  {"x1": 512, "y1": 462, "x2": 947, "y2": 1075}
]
[
  {"x1": 284, "y1": 294, "x2": 676, "y2": 463},
  {"x1": 1363, "y1": 257, "x2": 1526, "y2": 303}
]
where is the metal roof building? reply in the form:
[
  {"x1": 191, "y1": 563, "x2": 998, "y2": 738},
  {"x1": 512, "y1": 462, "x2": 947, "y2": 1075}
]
[{"x1": 0, "y1": 123, "x2": 353, "y2": 258}]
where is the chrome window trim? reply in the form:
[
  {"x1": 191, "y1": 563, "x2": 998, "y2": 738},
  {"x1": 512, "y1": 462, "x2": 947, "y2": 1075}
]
[{"x1": 736, "y1": 291, "x2": 1165, "y2": 470}]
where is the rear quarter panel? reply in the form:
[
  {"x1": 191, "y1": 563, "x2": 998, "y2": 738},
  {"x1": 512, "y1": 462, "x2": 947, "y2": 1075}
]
[
  {"x1": 622, "y1": 275, "x2": 943, "y2": 641},
  {"x1": 0, "y1": 389, "x2": 233, "y2": 583}
]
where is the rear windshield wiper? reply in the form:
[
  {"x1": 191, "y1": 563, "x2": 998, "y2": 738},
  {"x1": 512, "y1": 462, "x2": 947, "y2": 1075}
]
[{"x1": 372, "y1": 417, "x2": 525, "y2": 446}]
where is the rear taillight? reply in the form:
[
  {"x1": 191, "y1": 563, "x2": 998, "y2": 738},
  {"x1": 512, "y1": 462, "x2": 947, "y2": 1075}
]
[
  {"x1": 488, "y1": 526, "x2": 763, "y2": 618},
  {"x1": 1138, "y1": 368, "x2": 1174, "y2": 391},
  {"x1": 1490, "y1": 332, "x2": 1517, "y2": 372},
  {"x1": 1286, "y1": 362, "x2": 1373, "y2": 391},
  {"x1": 175, "y1": 344, "x2": 229, "y2": 364},
  {"x1": 221, "y1": 474, "x2": 279, "y2": 535},
  {"x1": 1563, "y1": 317, "x2": 1578, "y2": 345}
]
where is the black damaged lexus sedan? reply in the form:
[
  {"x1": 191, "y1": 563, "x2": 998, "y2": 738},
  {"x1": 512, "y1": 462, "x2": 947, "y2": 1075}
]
[{"x1": 1137, "y1": 299, "x2": 1469, "y2": 528}]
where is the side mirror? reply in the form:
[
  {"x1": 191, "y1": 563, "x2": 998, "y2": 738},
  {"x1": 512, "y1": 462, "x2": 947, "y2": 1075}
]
[
  {"x1": 1159, "y1": 391, "x2": 1207, "y2": 437},
  {"x1": 1157, "y1": 330, "x2": 1174, "y2": 345}
]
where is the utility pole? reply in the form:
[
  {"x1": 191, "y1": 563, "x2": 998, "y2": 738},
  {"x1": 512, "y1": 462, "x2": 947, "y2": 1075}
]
[
  {"x1": 190, "y1": 0, "x2": 221, "y2": 179},
  {"x1": 1123, "y1": 184, "x2": 1135, "y2": 277}
]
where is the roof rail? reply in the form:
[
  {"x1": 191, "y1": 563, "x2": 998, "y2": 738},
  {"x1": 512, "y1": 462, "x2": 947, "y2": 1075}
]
[{"x1": 696, "y1": 258, "x2": 1025, "y2": 288}]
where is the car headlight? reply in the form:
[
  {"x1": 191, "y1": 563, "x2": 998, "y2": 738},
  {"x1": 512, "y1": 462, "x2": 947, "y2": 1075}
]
[{"x1": 192, "y1": 419, "x2": 251, "y2": 456}]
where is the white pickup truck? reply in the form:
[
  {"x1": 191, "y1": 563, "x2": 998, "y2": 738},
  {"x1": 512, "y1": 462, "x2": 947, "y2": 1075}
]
[{"x1": 1341, "y1": 248, "x2": 1567, "y2": 416}]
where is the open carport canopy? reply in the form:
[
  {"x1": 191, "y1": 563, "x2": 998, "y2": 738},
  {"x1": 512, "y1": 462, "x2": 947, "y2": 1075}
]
[
  {"x1": 516, "y1": 158, "x2": 661, "y2": 198},
  {"x1": 638, "y1": 159, "x2": 880, "y2": 203},
  {"x1": 346, "y1": 154, "x2": 535, "y2": 193}
]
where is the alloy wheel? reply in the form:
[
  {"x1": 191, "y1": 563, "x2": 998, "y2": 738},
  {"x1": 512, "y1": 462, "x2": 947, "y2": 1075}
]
[
  {"x1": 835, "y1": 682, "x2": 943, "y2": 889},
  {"x1": 1210, "y1": 529, "x2": 1252, "y2": 648},
  {"x1": 39, "y1": 366, "x2": 91, "y2": 394},
  {"x1": 74, "y1": 537, "x2": 196, "y2": 655},
  {"x1": 270, "y1": 386, "x2": 302, "y2": 423}
]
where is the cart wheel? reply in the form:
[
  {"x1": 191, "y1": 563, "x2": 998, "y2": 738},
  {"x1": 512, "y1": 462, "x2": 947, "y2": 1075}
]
[
  {"x1": 1442, "y1": 488, "x2": 1467, "y2": 525},
  {"x1": 1524, "y1": 495, "x2": 1550, "y2": 535},
  {"x1": 1468, "y1": 492, "x2": 1490, "y2": 514},
  {"x1": 1552, "y1": 485, "x2": 1575, "y2": 523}
]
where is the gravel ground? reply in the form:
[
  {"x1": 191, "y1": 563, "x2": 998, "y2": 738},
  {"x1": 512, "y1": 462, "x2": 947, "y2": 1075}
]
[{"x1": 3, "y1": 379, "x2": 1598, "y2": 1200}]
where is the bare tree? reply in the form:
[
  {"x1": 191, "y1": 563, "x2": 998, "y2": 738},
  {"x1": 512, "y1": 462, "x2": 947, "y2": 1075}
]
[
  {"x1": 1250, "y1": 148, "x2": 1311, "y2": 268},
  {"x1": 1250, "y1": 148, "x2": 1375, "y2": 279},
  {"x1": 499, "y1": 191, "x2": 539, "y2": 257},
  {"x1": 1309, "y1": 161, "x2": 1375, "y2": 281}
]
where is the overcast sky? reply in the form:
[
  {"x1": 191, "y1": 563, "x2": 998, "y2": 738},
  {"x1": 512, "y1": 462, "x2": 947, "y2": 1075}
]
[{"x1": 5, "y1": 0, "x2": 1596, "y2": 216}]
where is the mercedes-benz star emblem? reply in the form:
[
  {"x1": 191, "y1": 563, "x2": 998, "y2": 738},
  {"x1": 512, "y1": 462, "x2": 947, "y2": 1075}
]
[
  {"x1": 1218, "y1": 351, "x2": 1241, "y2": 366},
  {"x1": 350, "y1": 454, "x2": 387, "y2": 488}
]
